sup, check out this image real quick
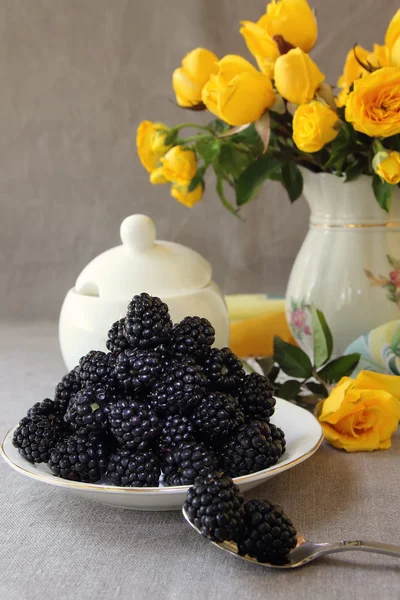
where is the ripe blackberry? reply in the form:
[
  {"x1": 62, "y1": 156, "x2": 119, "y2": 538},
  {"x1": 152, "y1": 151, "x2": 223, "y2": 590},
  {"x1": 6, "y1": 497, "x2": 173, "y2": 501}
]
[
  {"x1": 149, "y1": 357, "x2": 206, "y2": 417},
  {"x1": 168, "y1": 316, "x2": 215, "y2": 359},
  {"x1": 64, "y1": 385, "x2": 110, "y2": 435},
  {"x1": 77, "y1": 351, "x2": 117, "y2": 389},
  {"x1": 107, "y1": 397, "x2": 160, "y2": 451},
  {"x1": 184, "y1": 472, "x2": 244, "y2": 542},
  {"x1": 238, "y1": 499, "x2": 297, "y2": 564},
  {"x1": 106, "y1": 318, "x2": 131, "y2": 356},
  {"x1": 27, "y1": 398, "x2": 63, "y2": 419},
  {"x1": 162, "y1": 441, "x2": 217, "y2": 486},
  {"x1": 124, "y1": 293, "x2": 172, "y2": 349},
  {"x1": 54, "y1": 369, "x2": 81, "y2": 413},
  {"x1": 48, "y1": 433, "x2": 110, "y2": 483},
  {"x1": 12, "y1": 412, "x2": 64, "y2": 463},
  {"x1": 269, "y1": 424, "x2": 286, "y2": 455},
  {"x1": 114, "y1": 348, "x2": 162, "y2": 391},
  {"x1": 203, "y1": 347, "x2": 245, "y2": 391},
  {"x1": 219, "y1": 421, "x2": 283, "y2": 477},
  {"x1": 237, "y1": 373, "x2": 276, "y2": 421},
  {"x1": 192, "y1": 392, "x2": 245, "y2": 443},
  {"x1": 158, "y1": 415, "x2": 195, "y2": 452},
  {"x1": 107, "y1": 449, "x2": 161, "y2": 487}
]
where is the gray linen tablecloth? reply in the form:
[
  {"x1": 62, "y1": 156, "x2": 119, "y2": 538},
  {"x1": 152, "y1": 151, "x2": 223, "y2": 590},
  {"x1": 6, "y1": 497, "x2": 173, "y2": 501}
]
[{"x1": 1, "y1": 322, "x2": 399, "y2": 600}]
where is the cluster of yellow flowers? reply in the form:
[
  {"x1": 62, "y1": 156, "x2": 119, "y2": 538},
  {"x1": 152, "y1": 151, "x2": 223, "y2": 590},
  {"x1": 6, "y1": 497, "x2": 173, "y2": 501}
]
[{"x1": 137, "y1": 0, "x2": 400, "y2": 208}]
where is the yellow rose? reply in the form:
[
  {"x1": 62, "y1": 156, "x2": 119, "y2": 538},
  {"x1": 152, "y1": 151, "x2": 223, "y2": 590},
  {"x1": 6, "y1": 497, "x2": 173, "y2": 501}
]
[
  {"x1": 274, "y1": 48, "x2": 324, "y2": 105},
  {"x1": 161, "y1": 146, "x2": 197, "y2": 186},
  {"x1": 392, "y1": 38, "x2": 400, "y2": 67},
  {"x1": 346, "y1": 67, "x2": 400, "y2": 137},
  {"x1": 386, "y1": 9, "x2": 400, "y2": 50},
  {"x1": 337, "y1": 45, "x2": 370, "y2": 90},
  {"x1": 292, "y1": 101, "x2": 339, "y2": 152},
  {"x1": 170, "y1": 182, "x2": 203, "y2": 208},
  {"x1": 336, "y1": 87, "x2": 350, "y2": 108},
  {"x1": 136, "y1": 121, "x2": 171, "y2": 173},
  {"x1": 318, "y1": 371, "x2": 400, "y2": 452},
  {"x1": 373, "y1": 150, "x2": 400, "y2": 185},
  {"x1": 149, "y1": 167, "x2": 168, "y2": 185},
  {"x1": 202, "y1": 55, "x2": 275, "y2": 126},
  {"x1": 258, "y1": 0, "x2": 318, "y2": 53},
  {"x1": 240, "y1": 20, "x2": 280, "y2": 77},
  {"x1": 367, "y1": 44, "x2": 392, "y2": 69},
  {"x1": 172, "y1": 48, "x2": 219, "y2": 108}
]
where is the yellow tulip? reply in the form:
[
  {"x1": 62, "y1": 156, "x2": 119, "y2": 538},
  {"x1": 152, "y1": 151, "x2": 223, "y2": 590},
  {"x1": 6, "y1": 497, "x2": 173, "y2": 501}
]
[
  {"x1": 373, "y1": 150, "x2": 400, "y2": 185},
  {"x1": 258, "y1": 0, "x2": 318, "y2": 53},
  {"x1": 346, "y1": 67, "x2": 400, "y2": 138},
  {"x1": 274, "y1": 48, "x2": 324, "y2": 105},
  {"x1": 240, "y1": 20, "x2": 280, "y2": 77},
  {"x1": 337, "y1": 45, "x2": 370, "y2": 91},
  {"x1": 202, "y1": 55, "x2": 275, "y2": 126},
  {"x1": 136, "y1": 121, "x2": 172, "y2": 173},
  {"x1": 293, "y1": 101, "x2": 339, "y2": 153},
  {"x1": 367, "y1": 44, "x2": 392, "y2": 69},
  {"x1": 318, "y1": 371, "x2": 400, "y2": 452},
  {"x1": 170, "y1": 182, "x2": 203, "y2": 208},
  {"x1": 161, "y1": 146, "x2": 197, "y2": 186},
  {"x1": 172, "y1": 48, "x2": 219, "y2": 108}
]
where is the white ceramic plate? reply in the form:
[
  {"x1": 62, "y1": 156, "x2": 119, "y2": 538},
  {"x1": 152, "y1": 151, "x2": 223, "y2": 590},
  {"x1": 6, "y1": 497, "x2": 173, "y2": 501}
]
[{"x1": 1, "y1": 399, "x2": 323, "y2": 511}]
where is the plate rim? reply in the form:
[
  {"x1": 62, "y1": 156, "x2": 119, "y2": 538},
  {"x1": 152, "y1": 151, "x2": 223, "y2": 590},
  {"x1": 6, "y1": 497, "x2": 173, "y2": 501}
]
[{"x1": 1, "y1": 398, "x2": 324, "y2": 495}]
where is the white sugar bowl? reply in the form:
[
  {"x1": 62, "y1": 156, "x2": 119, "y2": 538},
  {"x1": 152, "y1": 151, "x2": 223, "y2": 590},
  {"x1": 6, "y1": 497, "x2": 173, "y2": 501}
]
[{"x1": 59, "y1": 214, "x2": 229, "y2": 371}]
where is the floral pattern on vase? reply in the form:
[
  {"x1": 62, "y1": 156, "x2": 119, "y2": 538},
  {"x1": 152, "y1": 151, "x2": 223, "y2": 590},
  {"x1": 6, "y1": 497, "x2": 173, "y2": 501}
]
[
  {"x1": 365, "y1": 255, "x2": 400, "y2": 308},
  {"x1": 288, "y1": 298, "x2": 312, "y2": 341}
]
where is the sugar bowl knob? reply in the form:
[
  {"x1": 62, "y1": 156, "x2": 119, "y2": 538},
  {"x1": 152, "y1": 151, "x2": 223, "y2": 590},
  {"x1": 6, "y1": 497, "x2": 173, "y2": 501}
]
[{"x1": 120, "y1": 214, "x2": 156, "y2": 252}]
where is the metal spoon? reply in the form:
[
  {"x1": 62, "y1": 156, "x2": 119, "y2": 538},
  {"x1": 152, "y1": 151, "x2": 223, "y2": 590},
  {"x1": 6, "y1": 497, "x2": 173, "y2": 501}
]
[{"x1": 182, "y1": 507, "x2": 400, "y2": 569}]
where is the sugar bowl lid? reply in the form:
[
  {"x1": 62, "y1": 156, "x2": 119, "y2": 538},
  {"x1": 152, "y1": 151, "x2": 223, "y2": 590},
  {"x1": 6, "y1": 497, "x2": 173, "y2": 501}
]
[{"x1": 75, "y1": 214, "x2": 212, "y2": 299}]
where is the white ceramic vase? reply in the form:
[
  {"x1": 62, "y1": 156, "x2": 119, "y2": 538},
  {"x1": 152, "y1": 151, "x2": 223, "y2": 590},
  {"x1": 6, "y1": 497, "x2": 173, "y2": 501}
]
[{"x1": 285, "y1": 168, "x2": 400, "y2": 356}]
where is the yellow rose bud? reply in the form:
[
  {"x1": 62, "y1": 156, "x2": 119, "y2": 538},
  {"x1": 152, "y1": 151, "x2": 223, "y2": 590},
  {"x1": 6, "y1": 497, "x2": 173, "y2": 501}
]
[
  {"x1": 337, "y1": 45, "x2": 370, "y2": 91},
  {"x1": 149, "y1": 167, "x2": 168, "y2": 185},
  {"x1": 385, "y1": 9, "x2": 400, "y2": 50},
  {"x1": 318, "y1": 371, "x2": 400, "y2": 452},
  {"x1": 367, "y1": 44, "x2": 392, "y2": 69},
  {"x1": 346, "y1": 67, "x2": 400, "y2": 138},
  {"x1": 172, "y1": 48, "x2": 218, "y2": 108},
  {"x1": 336, "y1": 87, "x2": 350, "y2": 108},
  {"x1": 293, "y1": 101, "x2": 339, "y2": 153},
  {"x1": 136, "y1": 121, "x2": 171, "y2": 173},
  {"x1": 170, "y1": 182, "x2": 203, "y2": 208},
  {"x1": 202, "y1": 55, "x2": 275, "y2": 126},
  {"x1": 240, "y1": 20, "x2": 280, "y2": 77},
  {"x1": 258, "y1": 0, "x2": 318, "y2": 53},
  {"x1": 161, "y1": 146, "x2": 197, "y2": 186},
  {"x1": 373, "y1": 150, "x2": 400, "y2": 185},
  {"x1": 274, "y1": 48, "x2": 325, "y2": 105}
]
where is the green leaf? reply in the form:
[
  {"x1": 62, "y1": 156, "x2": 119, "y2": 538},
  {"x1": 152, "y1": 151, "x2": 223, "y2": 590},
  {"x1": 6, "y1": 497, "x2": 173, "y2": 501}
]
[
  {"x1": 373, "y1": 174, "x2": 394, "y2": 212},
  {"x1": 216, "y1": 177, "x2": 240, "y2": 218},
  {"x1": 344, "y1": 160, "x2": 364, "y2": 182},
  {"x1": 196, "y1": 139, "x2": 220, "y2": 165},
  {"x1": 273, "y1": 336, "x2": 313, "y2": 378},
  {"x1": 317, "y1": 353, "x2": 360, "y2": 384},
  {"x1": 215, "y1": 144, "x2": 253, "y2": 180},
  {"x1": 276, "y1": 379, "x2": 302, "y2": 400},
  {"x1": 235, "y1": 155, "x2": 281, "y2": 206},
  {"x1": 207, "y1": 118, "x2": 229, "y2": 134},
  {"x1": 163, "y1": 129, "x2": 178, "y2": 146},
  {"x1": 310, "y1": 307, "x2": 333, "y2": 368},
  {"x1": 306, "y1": 381, "x2": 329, "y2": 398},
  {"x1": 188, "y1": 166, "x2": 206, "y2": 192},
  {"x1": 267, "y1": 365, "x2": 280, "y2": 383},
  {"x1": 281, "y1": 163, "x2": 304, "y2": 203}
]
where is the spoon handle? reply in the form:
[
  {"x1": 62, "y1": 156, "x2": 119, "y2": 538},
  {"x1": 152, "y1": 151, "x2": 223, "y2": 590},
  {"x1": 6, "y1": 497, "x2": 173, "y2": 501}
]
[{"x1": 313, "y1": 540, "x2": 400, "y2": 559}]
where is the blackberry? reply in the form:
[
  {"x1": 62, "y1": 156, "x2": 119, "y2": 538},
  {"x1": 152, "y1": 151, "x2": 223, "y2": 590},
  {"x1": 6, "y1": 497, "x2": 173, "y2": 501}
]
[
  {"x1": 107, "y1": 449, "x2": 161, "y2": 487},
  {"x1": 48, "y1": 433, "x2": 110, "y2": 483},
  {"x1": 168, "y1": 316, "x2": 215, "y2": 359},
  {"x1": 184, "y1": 472, "x2": 244, "y2": 542},
  {"x1": 12, "y1": 412, "x2": 64, "y2": 463},
  {"x1": 149, "y1": 357, "x2": 206, "y2": 417},
  {"x1": 269, "y1": 424, "x2": 286, "y2": 455},
  {"x1": 219, "y1": 421, "x2": 283, "y2": 477},
  {"x1": 124, "y1": 293, "x2": 172, "y2": 349},
  {"x1": 106, "y1": 318, "x2": 131, "y2": 356},
  {"x1": 114, "y1": 348, "x2": 162, "y2": 391},
  {"x1": 238, "y1": 500, "x2": 297, "y2": 564},
  {"x1": 64, "y1": 385, "x2": 110, "y2": 435},
  {"x1": 27, "y1": 398, "x2": 63, "y2": 419},
  {"x1": 158, "y1": 415, "x2": 195, "y2": 452},
  {"x1": 77, "y1": 351, "x2": 117, "y2": 389},
  {"x1": 237, "y1": 373, "x2": 276, "y2": 421},
  {"x1": 192, "y1": 392, "x2": 245, "y2": 443},
  {"x1": 54, "y1": 369, "x2": 81, "y2": 413},
  {"x1": 107, "y1": 397, "x2": 160, "y2": 451},
  {"x1": 162, "y1": 441, "x2": 217, "y2": 486},
  {"x1": 203, "y1": 347, "x2": 245, "y2": 391}
]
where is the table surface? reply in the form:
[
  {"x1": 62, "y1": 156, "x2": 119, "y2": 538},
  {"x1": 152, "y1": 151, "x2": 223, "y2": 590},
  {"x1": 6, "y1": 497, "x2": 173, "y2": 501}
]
[{"x1": 1, "y1": 322, "x2": 399, "y2": 600}]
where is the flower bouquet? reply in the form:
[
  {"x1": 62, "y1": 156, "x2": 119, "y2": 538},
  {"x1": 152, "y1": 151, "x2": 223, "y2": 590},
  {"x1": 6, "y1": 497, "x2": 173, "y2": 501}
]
[{"x1": 136, "y1": 1, "x2": 400, "y2": 213}]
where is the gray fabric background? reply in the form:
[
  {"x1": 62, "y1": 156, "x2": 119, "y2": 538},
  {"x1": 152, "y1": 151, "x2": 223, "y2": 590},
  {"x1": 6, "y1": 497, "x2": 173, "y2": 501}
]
[{"x1": 1, "y1": 3, "x2": 400, "y2": 599}]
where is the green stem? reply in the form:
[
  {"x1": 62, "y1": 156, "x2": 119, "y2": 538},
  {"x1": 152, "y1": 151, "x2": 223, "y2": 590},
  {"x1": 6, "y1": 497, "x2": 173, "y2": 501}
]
[
  {"x1": 174, "y1": 123, "x2": 214, "y2": 134},
  {"x1": 176, "y1": 133, "x2": 212, "y2": 144}
]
